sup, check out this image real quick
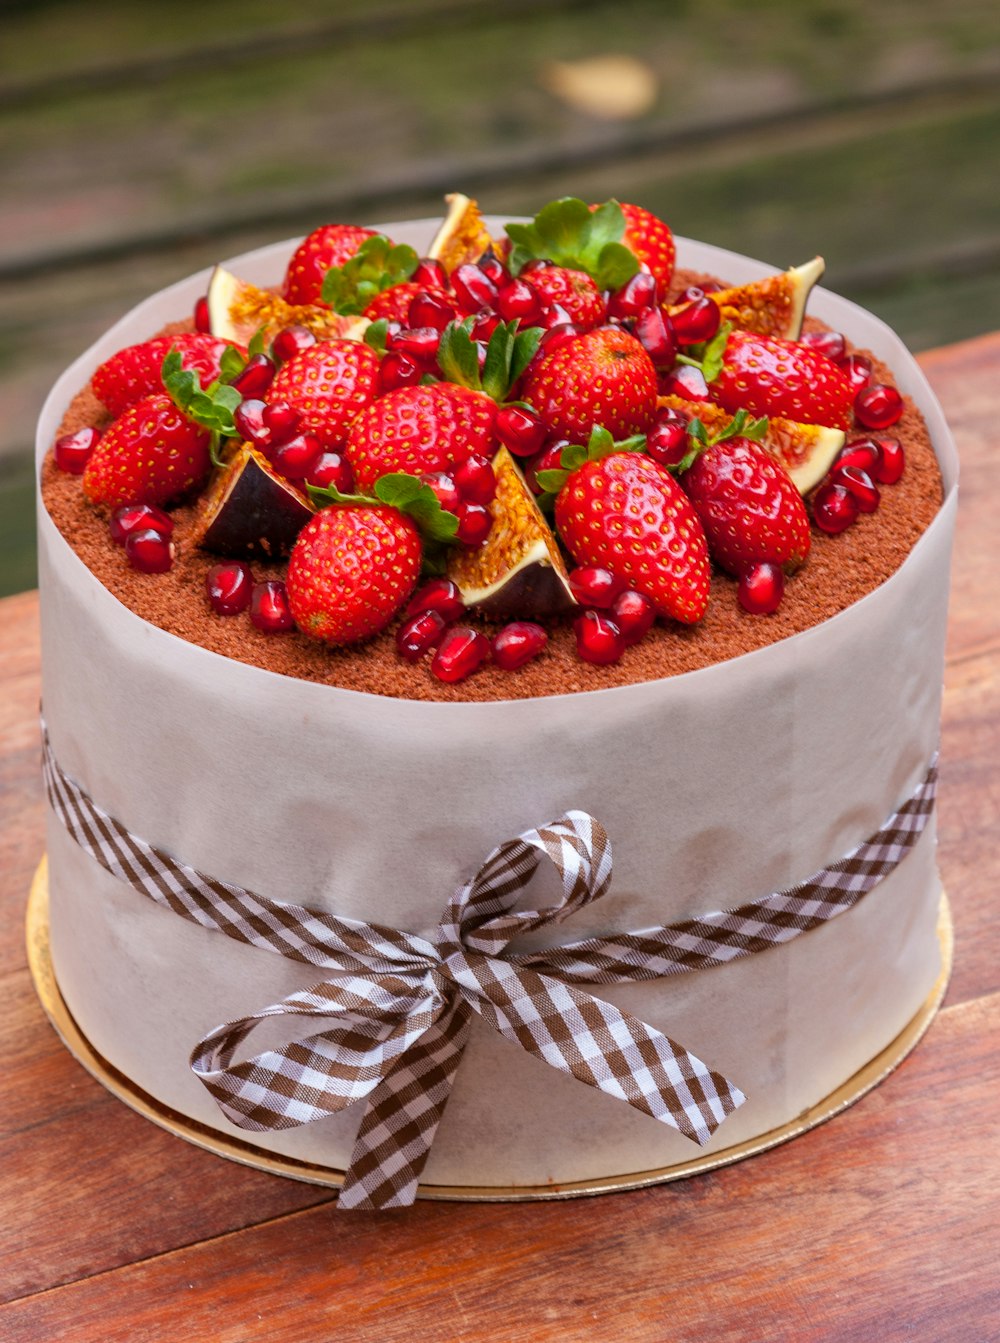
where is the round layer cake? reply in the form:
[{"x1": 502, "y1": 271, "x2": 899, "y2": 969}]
[{"x1": 36, "y1": 221, "x2": 958, "y2": 1191}]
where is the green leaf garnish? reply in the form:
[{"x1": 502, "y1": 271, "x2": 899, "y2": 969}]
[
  {"x1": 505, "y1": 197, "x2": 640, "y2": 291},
  {"x1": 534, "y1": 425, "x2": 646, "y2": 495},
  {"x1": 320, "y1": 235, "x2": 419, "y2": 315},
  {"x1": 435, "y1": 318, "x2": 543, "y2": 402},
  {"x1": 307, "y1": 472, "x2": 459, "y2": 545},
  {"x1": 218, "y1": 345, "x2": 247, "y2": 384},
  {"x1": 363, "y1": 318, "x2": 390, "y2": 355},
  {"x1": 673, "y1": 407, "x2": 770, "y2": 474}
]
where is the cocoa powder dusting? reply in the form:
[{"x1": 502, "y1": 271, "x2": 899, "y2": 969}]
[{"x1": 40, "y1": 279, "x2": 944, "y2": 703}]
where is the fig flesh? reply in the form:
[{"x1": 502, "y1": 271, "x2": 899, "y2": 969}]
[
  {"x1": 206, "y1": 266, "x2": 369, "y2": 347},
  {"x1": 671, "y1": 258, "x2": 824, "y2": 342}
]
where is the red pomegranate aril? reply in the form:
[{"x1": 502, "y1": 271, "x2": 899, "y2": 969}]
[
  {"x1": 800, "y1": 329, "x2": 846, "y2": 361},
  {"x1": 610, "y1": 588, "x2": 656, "y2": 644},
  {"x1": 404, "y1": 577, "x2": 465, "y2": 623},
  {"x1": 396, "y1": 609, "x2": 447, "y2": 663},
  {"x1": 271, "y1": 432, "x2": 323, "y2": 481},
  {"x1": 454, "y1": 454, "x2": 496, "y2": 506},
  {"x1": 675, "y1": 280, "x2": 724, "y2": 303},
  {"x1": 520, "y1": 258, "x2": 552, "y2": 275},
  {"x1": 812, "y1": 482, "x2": 859, "y2": 535},
  {"x1": 874, "y1": 437, "x2": 905, "y2": 484},
  {"x1": 124, "y1": 528, "x2": 174, "y2": 574},
  {"x1": 646, "y1": 416, "x2": 690, "y2": 467},
  {"x1": 495, "y1": 404, "x2": 547, "y2": 458},
  {"x1": 251, "y1": 580, "x2": 294, "y2": 633},
  {"x1": 233, "y1": 397, "x2": 271, "y2": 446},
  {"x1": 671, "y1": 296, "x2": 720, "y2": 345},
  {"x1": 837, "y1": 353, "x2": 873, "y2": 394},
  {"x1": 378, "y1": 349, "x2": 424, "y2": 392},
  {"x1": 478, "y1": 253, "x2": 511, "y2": 287},
  {"x1": 470, "y1": 309, "x2": 501, "y2": 343},
  {"x1": 660, "y1": 365, "x2": 710, "y2": 400},
  {"x1": 526, "y1": 440, "x2": 569, "y2": 494},
  {"x1": 607, "y1": 271, "x2": 658, "y2": 320},
  {"x1": 206, "y1": 561, "x2": 254, "y2": 616},
  {"x1": 411, "y1": 257, "x2": 448, "y2": 289},
  {"x1": 388, "y1": 325, "x2": 441, "y2": 365},
  {"x1": 262, "y1": 400, "x2": 301, "y2": 445},
  {"x1": 431, "y1": 625, "x2": 491, "y2": 683},
  {"x1": 231, "y1": 353, "x2": 276, "y2": 398},
  {"x1": 54, "y1": 426, "x2": 101, "y2": 474},
  {"x1": 574, "y1": 610, "x2": 625, "y2": 665},
  {"x1": 738, "y1": 562, "x2": 785, "y2": 615},
  {"x1": 491, "y1": 621, "x2": 548, "y2": 671},
  {"x1": 831, "y1": 465, "x2": 880, "y2": 513},
  {"x1": 538, "y1": 302, "x2": 573, "y2": 331},
  {"x1": 456, "y1": 501, "x2": 492, "y2": 546},
  {"x1": 110, "y1": 502, "x2": 174, "y2": 545},
  {"x1": 537, "y1": 323, "x2": 579, "y2": 355},
  {"x1": 452, "y1": 263, "x2": 498, "y2": 314},
  {"x1": 271, "y1": 325, "x2": 317, "y2": 363},
  {"x1": 633, "y1": 307, "x2": 677, "y2": 366},
  {"x1": 568, "y1": 566, "x2": 623, "y2": 609},
  {"x1": 194, "y1": 295, "x2": 211, "y2": 333},
  {"x1": 836, "y1": 438, "x2": 882, "y2": 475},
  {"x1": 497, "y1": 279, "x2": 544, "y2": 325},
  {"x1": 408, "y1": 289, "x2": 456, "y2": 332},
  {"x1": 420, "y1": 471, "x2": 462, "y2": 513},
  {"x1": 854, "y1": 382, "x2": 904, "y2": 430},
  {"x1": 308, "y1": 451, "x2": 355, "y2": 494}
]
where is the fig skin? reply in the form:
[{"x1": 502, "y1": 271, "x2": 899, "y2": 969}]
[{"x1": 194, "y1": 444, "x2": 315, "y2": 559}]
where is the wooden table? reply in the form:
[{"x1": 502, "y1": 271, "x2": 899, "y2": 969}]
[{"x1": 2, "y1": 335, "x2": 998, "y2": 1341}]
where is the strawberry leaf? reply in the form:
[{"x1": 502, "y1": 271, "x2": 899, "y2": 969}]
[
  {"x1": 535, "y1": 468, "x2": 568, "y2": 494},
  {"x1": 509, "y1": 326, "x2": 544, "y2": 386},
  {"x1": 306, "y1": 480, "x2": 376, "y2": 509},
  {"x1": 247, "y1": 328, "x2": 268, "y2": 358},
  {"x1": 363, "y1": 318, "x2": 390, "y2": 355},
  {"x1": 505, "y1": 197, "x2": 639, "y2": 289},
  {"x1": 320, "y1": 235, "x2": 418, "y2": 315},
  {"x1": 436, "y1": 318, "x2": 482, "y2": 391},
  {"x1": 162, "y1": 348, "x2": 239, "y2": 439},
  {"x1": 374, "y1": 473, "x2": 459, "y2": 543},
  {"x1": 219, "y1": 345, "x2": 247, "y2": 384}
]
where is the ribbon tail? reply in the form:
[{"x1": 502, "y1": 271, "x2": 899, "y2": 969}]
[{"x1": 338, "y1": 994, "x2": 473, "y2": 1211}]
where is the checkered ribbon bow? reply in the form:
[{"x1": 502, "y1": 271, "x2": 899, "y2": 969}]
[{"x1": 42, "y1": 725, "x2": 936, "y2": 1211}]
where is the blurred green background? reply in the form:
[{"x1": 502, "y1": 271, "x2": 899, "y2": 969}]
[{"x1": 4, "y1": 0, "x2": 1000, "y2": 596}]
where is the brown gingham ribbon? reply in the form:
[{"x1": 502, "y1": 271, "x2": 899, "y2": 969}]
[{"x1": 42, "y1": 726, "x2": 937, "y2": 1210}]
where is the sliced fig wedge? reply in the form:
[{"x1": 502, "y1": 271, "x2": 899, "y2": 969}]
[
  {"x1": 194, "y1": 443, "x2": 315, "y2": 558},
  {"x1": 426, "y1": 193, "x2": 497, "y2": 274},
  {"x1": 671, "y1": 258, "x2": 824, "y2": 342},
  {"x1": 206, "y1": 265, "x2": 369, "y2": 347},
  {"x1": 446, "y1": 447, "x2": 576, "y2": 617}
]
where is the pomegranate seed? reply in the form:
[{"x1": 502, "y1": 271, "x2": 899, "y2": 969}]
[
  {"x1": 738, "y1": 562, "x2": 785, "y2": 615},
  {"x1": 431, "y1": 625, "x2": 491, "y2": 683},
  {"x1": 478, "y1": 253, "x2": 511, "y2": 287},
  {"x1": 574, "y1": 610, "x2": 625, "y2": 665},
  {"x1": 497, "y1": 279, "x2": 544, "y2": 325},
  {"x1": 671, "y1": 297, "x2": 720, "y2": 345},
  {"x1": 675, "y1": 281, "x2": 723, "y2": 302},
  {"x1": 813, "y1": 482, "x2": 859, "y2": 535},
  {"x1": 262, "y1": 400, "x2": 301, "y2": 445},
  {"x1": 405, "y1": 577, "x2": 465, "y2": 623},
  {"x1": 854, "y1": 383, "x2": 903, "y2": 430},
  {"x1": 491, "y1": 621, "x2": 548, "y2": 671},
  {"x1": 538, "y1": 302, "x2": 573, "y2": 330},
  {"x1": 408, "y1": 289, "x2": 456, "y2": 332},
  {"x1": 233, "y1": 398, "x2": 271, "y2": 446},
  {"x1": 454, "y1": 454, "x2": 496, "y2": 505},
  {"x1": 495, "y1": 404, "x2": 546, "y2": 458},
  {"x1": 411, "y1": 257, "x2": 447, "y2": 289},
  {"x1": 271, "y1": 432, "x2": 322, "y2": 481},
  {"x1": 831, "y1": 465, "x2": 880, "y2": 513},
  {"x1": 194, "y1": 295, "x2": 211, "y2": 333},
  {"x1": 470, "y1": 309, "x2": 501, "y2": 343},
  {"x1": 452, "y1": 263, "x2": 498, "y2": 314},
  {"x1": 610, "y1": 589, "x2": 655, "y2": 644},
  {"x1": 54, "y1": 426, "x2": 101, "y2": 474},
  {"x1": 396, "y1": 609, "x2": 447, "y2": 663},
  {"x1": 874, "y1": 437, "x2": 905, "y2": 484},
  {"x1": 646, "y1": 415, "x2": 690, "y2": 467},
  {"x1": 836, "y1": 438, "x2": 882, "y2": 475},
  {"x1": 537, "y1": 323, "x2": 579, "y2": 355},
  {"x1": 568, "y1": 566, "x2": 623, "y2": 609},
  {"x1": 420, "y1": 471, "x2": 461, "y2": 513},
  {"x1": 110, "y1": 502, "x2": 174, "y2": 545},
  {"x1": 837, "y1": 353, "x2": 873, "y2": 394},
  {"x1": 271, "y1": 325, "x2": 317, "y2": 363},
  {"x1": 607, "y1": 272, "x2": 658, "y2": 320},
  {"x1": 633, "y1": 307, "x2": 677, "y2": 366},
  {"x1": 251, "y1": 580, "x2": 294, "y2": 633},
  {"x1": 520, "y1": 258, "x2": 553, "y2": 275},
  {"x1": 660, "y1": 365, "x2": 709, "y2": 400},
  {"x1": 456, "y1": 501, "x2": 492, "y2": 546},
  {"x1": 388, "y1": 325, "x2": 441, "y2": 365},
  {"x1": 206, "y1": 561, "x2": 254, "y2": 616},
  {"x1": 525, "y1": 440, "x2": 568, "y2": 494},
  {"x1": 379, "y1": 349, "x2": 423, "y2": 392},
  {"x1": 231, "y1": 353, "x2": 276, "y2": 398},
  {"x1": 800, "y1": 329, "x2": 846, "y2": 361},
  {"x1": 308, "y1": 451, "x2": 355, "y2": 494},
  {"x1": 124, "y1": 528, "x2": 174, "y2": 574}
]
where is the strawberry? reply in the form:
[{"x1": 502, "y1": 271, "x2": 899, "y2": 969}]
[
  {"x1": 614, "y1": 202, "x2": 676, "y2": 290},
  {"x1": 286, "y1": 503, "x2": 422, "y2": 644},
  {"x1": 548, "y1": 431, "x2": 710, "y2": 624},
  {"x1": 284, "y1": 224, "x2": 378, "y2": 306},
  {"x1": 522, "y1": 327, "x2": 657, "y2": 443},
  {"x1": 697, "y1": 328, "x2": 854, "y2": 430},
  {"x1": 92, "y1": 334, "x2": 232, "y2": 419},
  {"x1": 268, "y1": 339, "x2": 381, "y2": 449},
  {"x1": 320, "y1": 235, "x2": 419, "y2": 316},
  {"x1": 522, "y1": 265, "x2": 606, "y2": 329}
]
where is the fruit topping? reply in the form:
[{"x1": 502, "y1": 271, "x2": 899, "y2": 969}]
[
  {"x1": 873, "y1": 437, "x2": 905, "y2": 484},
  {"x1": 250, "y1": 580, "x2": 295, "y2": 633},
  {"x1": 568, "y1": 566, "x2": 624, "y2": 609},
  {"x1": 283, "y1": 223, "x2": 378, "y2": 306},
  {"x1": 609, "y1": 588, "x2": 656, "y2": 644},
  {"x1": 455, "y1": 500, "x2": 492, "y2": 547},
  {"x1": 426, "y1": 193, "x2": 496, "y2": 274},
  {"x1": 522, "y1": 326, "x2": 657, "y2": 442},
  {"x1": 490, "y1": 621, "x2": 548, "y2": 671},
  {"x1": 405, "y1": 578, "x2": 466, "y2": 624},
  {"x1": 229, "y1": 353, "x2": 276, "y2": 399},
  {"x1": 307, "y1": 451, "x2": 355, "y2": 494},
  {"x1": 54, "y1": 426, "x2": 101, "y2": 475},
  {"x1": 737, "y1": 562, "x2": 785, "y2": 615},
  {"x1": 109, "y1": 502, "x2": 174, "y2": 545},
  {"x1": 495, "y1": 405, "x2": 547, "y2": 458},
  {"x1": 430, "y1": 625, "x2": 491, "y2": 683},
  {"x1": 268, "y1": 339, "x2": 381, "y2": 451},
  {"x1": 831, "y1": 465, "x2": 880, "y2": 513},
  {"x1": 125, "y1": 528, "x2": 174, "y2": 574},
  {"x1": 206, "y1": 561, "x2": 255, "y2": 616},
  {"x1": 92, "y1": 334, "x2": 233, "y2": 419},
  {"x1": 396, "y1": 609, "x2": 448, "y2": 662},
  {"x1": 271, "y1": 325, "x2": 318, "y2": 363},
  {"x1": 573, "y1": 610, "x2": 625, "y2": 665},
  {"x1": 854, "y1": 383, "x2": 904, "y2": 430},
  {"x1": 800, "y1": 329, "x2": 846, "y2": 361},
  {"x1": 194, "y1": 444, "x2": 315, "y2": 559},
  {"x1": 686, "y1": 258, "x2": 824, "y2": 342},
  {"x1": 837, "y1": 352, "x2": 873, "y2": 394},
  {"x1": 269, "y1": 432, "x2": 323, "y2": 482},
  {"x1": 812, "y1": 482, "x2": 859, "y2": 535},
  {"x1": 506, "y1": 198, "x2": 642, "y2": 292},
  {"x1": 206, "y1": 265, "x2": 369, "y2": 348}
]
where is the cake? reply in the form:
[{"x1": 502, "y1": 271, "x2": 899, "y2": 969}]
[{"x1": 35, "y1": 199, "x2": 958, "y2": 1209}]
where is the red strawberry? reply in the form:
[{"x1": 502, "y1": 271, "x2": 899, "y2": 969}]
[
  {"x1": 346, "y1": 382, "x2": 497, "y2": 493},
  {"x1": 82, "y1": 393, "x2": 212, "y2": 507},
  {"x1": 709, "y1": 330, "x2": 854, "y2": 430},
  {"x1": 522, "y1": 265, "x2": 607, "y2": 329},
  {"x1": 286, "y1": 504, "x2": 422, "y2": 644},
  {"x1": 92, "y1": 334, "x2": 232, "y2": 419},
  {"x1": 522, "y1": 327, "x2": 657, "y2": 443},
  {"x1": 283, "y1": 224, "x2": 378, "y2": 306},
  {"x1": 268, "y1": 339, "x2": 381, "y2": 450},
  {"x1": 617, "y1": 202, "x2": 676, "y2": 290},
  {"x1": 554, "y1": 452, "x2": 710, "y2": 624},
  {"x1": 681, "y1": 435, "x2": 811, "y2": 575}
]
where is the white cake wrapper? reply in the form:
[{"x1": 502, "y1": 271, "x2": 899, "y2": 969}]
[{"x1": 37, "y1": 226, "x2": 958, "y2": 1187}]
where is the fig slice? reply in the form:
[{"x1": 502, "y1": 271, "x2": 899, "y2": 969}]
[
  {"x1": 193, "y1": 443, "x2": 315, "y2": 558},
  {"x1": 426, "y1": 193, "x2": 497, "y2": 274},
  {"x1": 658, "y1": 395, "x2": 845, "y2": 495},
  {"x1": 446, "y1": 447, "x2": 576, "y2": 617},
  {"x1": 671, "y1": 258, "x2": 824, "y2": 342},
  {"x1": 206, "y1": 265, "x2": 369, "y2": 347}
]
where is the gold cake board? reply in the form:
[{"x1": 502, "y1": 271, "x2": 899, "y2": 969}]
[{"x1": 26, "y1": 856, "x2": 953, "y2": 1203}]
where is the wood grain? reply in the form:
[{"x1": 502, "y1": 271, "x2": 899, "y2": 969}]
[{"x1": 1, "y1": 338, "x2": 998, "y2": 1338}]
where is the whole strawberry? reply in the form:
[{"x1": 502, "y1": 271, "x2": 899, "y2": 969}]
[
  {"x1": 522, "y1": 327, "x2": 657, "y2": 443},
  {"x1": 286, "y1": 504, "x2": 422, "y2": 644},
  {"x1": 83, "y1": 394, "x2": 212, "y2": 507},
  {"x1": 268, "y1": 339, "x2": 381, "y2": 449},
  {"x1": 284, "y1": 224, "x2": 378, "y2": 306},
  {"x1": 616, "y1": 202, "x2": 676, "y2": 290},
  {"x1": 93, "y1": 333, "x2": 232, "y2": 419},
  {"x1": 704, "y1": 328, "x2": 854, "y2": 430},
  {"x1": 522, "y1": 265, "x2": 606, "y2": 329}
]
